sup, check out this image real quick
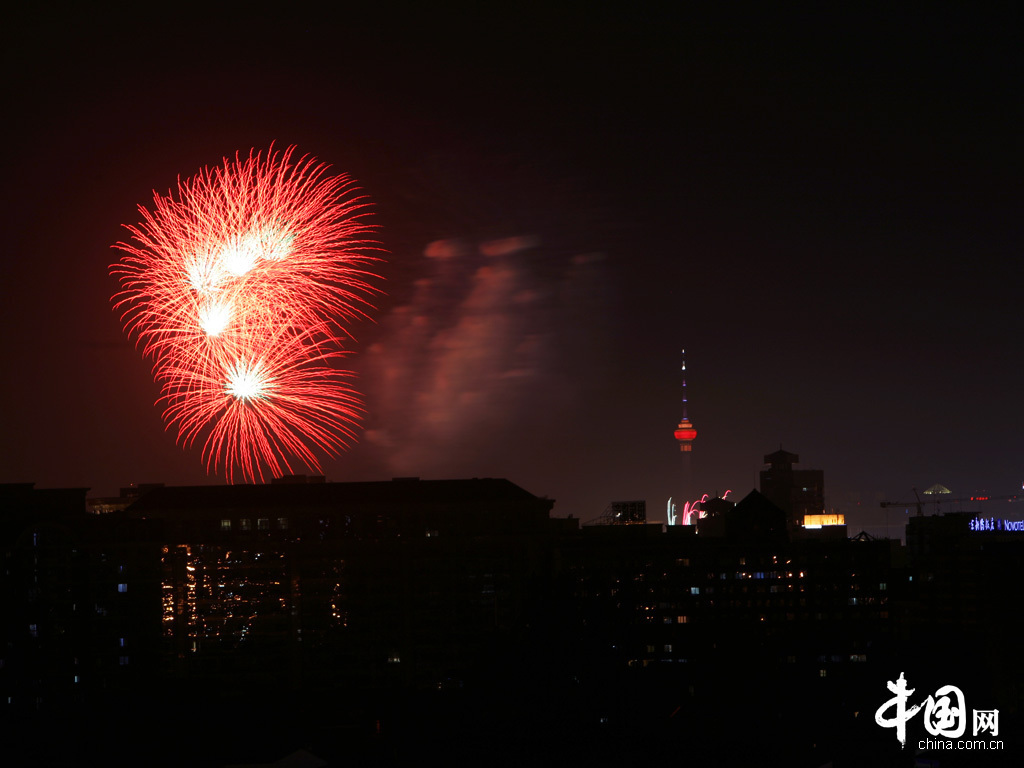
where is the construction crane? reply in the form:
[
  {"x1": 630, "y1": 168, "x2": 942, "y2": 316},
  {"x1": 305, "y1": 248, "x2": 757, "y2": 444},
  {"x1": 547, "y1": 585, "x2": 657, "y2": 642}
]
[{"x1": 880, "y1": 487, "x2": 1021, "y2": 516}]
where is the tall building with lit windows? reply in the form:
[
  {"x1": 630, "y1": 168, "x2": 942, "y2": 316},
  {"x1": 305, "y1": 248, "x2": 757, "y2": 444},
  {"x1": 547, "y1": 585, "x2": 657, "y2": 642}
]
[
  {"x1": 124, "y1": 476, "x2": 557, "y2": 694},
  {"x1": 0, "y1": 483, "x2": 161, "y2": 714},
  {"x1": 759, "y1": 449, "x2": 825, "y2": 531}
]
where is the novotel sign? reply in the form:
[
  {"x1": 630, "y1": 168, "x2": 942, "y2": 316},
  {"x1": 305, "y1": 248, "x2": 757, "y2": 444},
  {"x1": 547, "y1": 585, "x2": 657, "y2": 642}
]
[{"x1": 969, "y1": 516, "x2": 1024, "y2": 532}]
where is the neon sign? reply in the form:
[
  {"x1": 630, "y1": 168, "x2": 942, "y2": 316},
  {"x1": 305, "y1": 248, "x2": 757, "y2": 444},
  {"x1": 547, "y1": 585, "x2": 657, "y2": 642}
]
[{"x1": 969, "y1": 517, "x2": 1024, "y2": 532}]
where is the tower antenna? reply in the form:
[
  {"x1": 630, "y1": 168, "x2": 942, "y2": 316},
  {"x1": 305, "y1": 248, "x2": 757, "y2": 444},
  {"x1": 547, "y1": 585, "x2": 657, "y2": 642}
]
[{"x1": 674, "y1": 348, "x2": 697, "y2": 452}]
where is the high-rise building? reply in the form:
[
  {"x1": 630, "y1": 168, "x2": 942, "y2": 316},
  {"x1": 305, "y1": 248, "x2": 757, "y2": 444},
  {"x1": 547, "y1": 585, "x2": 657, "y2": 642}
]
[{"x1": 759, "y1": 449, "x2": 825, "y2": 531}]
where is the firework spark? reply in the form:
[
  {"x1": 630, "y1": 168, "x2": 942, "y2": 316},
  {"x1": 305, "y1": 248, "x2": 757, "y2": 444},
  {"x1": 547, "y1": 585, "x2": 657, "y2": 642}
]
[{"x1": 112, "y1": 146, "x2": 381, "y2": 482}]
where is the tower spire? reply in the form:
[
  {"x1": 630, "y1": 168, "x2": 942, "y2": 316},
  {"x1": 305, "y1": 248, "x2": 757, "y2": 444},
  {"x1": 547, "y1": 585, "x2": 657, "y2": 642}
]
[{"x1": 674, "y1": 348, "x2": 697, "y2": 452}]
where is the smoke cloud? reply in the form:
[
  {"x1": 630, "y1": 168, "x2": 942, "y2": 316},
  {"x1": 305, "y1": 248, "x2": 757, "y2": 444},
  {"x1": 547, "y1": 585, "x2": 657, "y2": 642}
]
[{"x1": 360, "y1": 236, "x2": 608, "y2": 475}]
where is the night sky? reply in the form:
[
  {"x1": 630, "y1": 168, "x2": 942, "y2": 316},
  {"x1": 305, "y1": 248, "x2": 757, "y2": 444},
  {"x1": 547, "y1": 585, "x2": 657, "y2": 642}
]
[{"x1": 2, "y1": 6, "x2": 1022, "y2": 535}]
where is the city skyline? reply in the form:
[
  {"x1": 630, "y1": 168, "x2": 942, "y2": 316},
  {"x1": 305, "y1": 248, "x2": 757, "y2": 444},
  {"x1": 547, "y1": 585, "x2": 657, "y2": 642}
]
[
  {"x1": 2, "y1": 6, "x2": 1022, "y2": 536},
  {"x1": 4, "y1": 472, "x2": 1020, "y2": 766}
]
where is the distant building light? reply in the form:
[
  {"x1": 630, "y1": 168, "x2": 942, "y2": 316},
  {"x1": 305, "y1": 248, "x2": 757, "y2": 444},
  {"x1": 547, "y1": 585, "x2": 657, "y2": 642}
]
[
  {"x1": 220, "y1": 519, "x2": 232, "y2": 531},
  {"x1": 803, "y1": 514, "x2": 845, "y2": 528}
]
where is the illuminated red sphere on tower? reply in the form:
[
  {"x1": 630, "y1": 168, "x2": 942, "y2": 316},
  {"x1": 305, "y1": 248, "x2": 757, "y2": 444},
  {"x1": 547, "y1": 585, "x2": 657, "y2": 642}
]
[{"x1": 675, "y1": 418, "x2": 698, "y2": 452}]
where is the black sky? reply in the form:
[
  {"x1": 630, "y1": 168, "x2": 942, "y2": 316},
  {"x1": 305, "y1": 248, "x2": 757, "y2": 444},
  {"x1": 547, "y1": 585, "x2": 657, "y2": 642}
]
[{"x1": 2, "y1": 5, "x2": 1022, "y2": 533}]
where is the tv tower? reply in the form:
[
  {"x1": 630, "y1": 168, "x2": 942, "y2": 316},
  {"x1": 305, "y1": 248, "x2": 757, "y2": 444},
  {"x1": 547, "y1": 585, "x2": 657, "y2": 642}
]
[{"x1": 674, "y1": 348, "x2": 697, "y2": 452}]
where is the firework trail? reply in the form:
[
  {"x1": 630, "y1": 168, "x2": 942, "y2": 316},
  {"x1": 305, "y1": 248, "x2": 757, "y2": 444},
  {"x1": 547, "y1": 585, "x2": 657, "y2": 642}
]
[{"x1": 112, "y1": 146, "x2": 381, "y2": 482}]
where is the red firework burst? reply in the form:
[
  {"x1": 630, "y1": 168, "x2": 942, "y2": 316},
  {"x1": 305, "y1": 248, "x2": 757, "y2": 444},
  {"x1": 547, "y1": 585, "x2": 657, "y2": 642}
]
[{"x1": 111, "y1": 146, "x2": 381, "y2": 482}]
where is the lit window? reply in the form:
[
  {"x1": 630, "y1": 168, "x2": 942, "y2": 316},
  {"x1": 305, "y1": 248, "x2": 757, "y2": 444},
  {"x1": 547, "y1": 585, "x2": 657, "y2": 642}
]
[
  {"x1": 879, "y1": 582, "x2": 887, "y2": 590},
  {"x1": 664, "y1": 644, "x2": 673, "y2": 653},
  {"x1": 387, "y1": 654, "x2": 400, "y2": 664},
  {"x1": 677, "y1": 615, "x2": 688, "y2": 624},
  {"x1": 119, "y1": 656, "x2": 129, "y2": 666},
  {"x1": 220, "y1": 519, "x2": 232, "y2": 531},
  {"x1": 240, "y1": 519, "x2": 251, "y2": 531},
  {"x1": 257, "y1": 518, "x2": 269, "y2": 530},
  {"x1": 277, "y1": 517, "x2": 288, "y2": 529},
  {"x1": 690, "y1": 587, "x2": 700, "y2": 595},
  {"x1": 646, "y1": 645, "x2": 655, "y2": 654},
  {"x1": 117, "y1": 583, "x2": 128, "y2": 593},
  {"x1": 119, "y1": 637, "x2": 126, "y2": 648},
  {"x1": 819, "y1": 669, "x2": 827, "y2": 678},
  {"x1": 28, "y1": 624, "x2": 38, "y2": 638},
  {"x1": 663, "y1": 616, "x2": 673, "y2": 624}
]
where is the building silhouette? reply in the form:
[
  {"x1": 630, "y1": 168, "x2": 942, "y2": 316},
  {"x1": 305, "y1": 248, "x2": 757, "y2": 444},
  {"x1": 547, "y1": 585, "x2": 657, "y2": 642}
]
[
  {"x1": 759, "y1": 449, "x2": 825, "y2": 531},
  {"x1": 3, "y1": 466, "x2": 1023, "y2": 767}
]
